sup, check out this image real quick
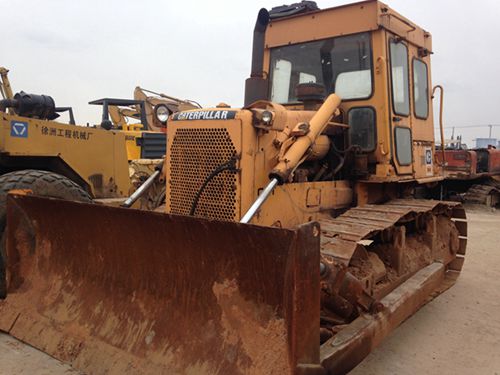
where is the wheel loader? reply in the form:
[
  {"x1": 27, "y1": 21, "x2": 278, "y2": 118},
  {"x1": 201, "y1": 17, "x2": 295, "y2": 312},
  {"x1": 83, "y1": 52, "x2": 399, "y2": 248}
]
[
  {"x1": 0, "y1": 66, "x2": 201, "y2": 217},
  {"x1": 0, "y1": 67, "x2": 171, "y2": 204},
  {"x1": 0, "y1": 1, "x2": 467, "y2": 374},
  {"x1": 0, "y1": 69, "x2": 189, "y2": 296}
]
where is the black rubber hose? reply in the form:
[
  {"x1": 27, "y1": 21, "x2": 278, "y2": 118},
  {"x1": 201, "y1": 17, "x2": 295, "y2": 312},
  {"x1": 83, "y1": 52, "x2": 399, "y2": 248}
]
[{"x1": 189, "y1": 158, "x2": 238, "y2": 216}]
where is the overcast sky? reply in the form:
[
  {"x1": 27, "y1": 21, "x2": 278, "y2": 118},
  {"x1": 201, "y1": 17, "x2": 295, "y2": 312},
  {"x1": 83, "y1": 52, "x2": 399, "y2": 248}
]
[{"x1": 2, "y1": 0, "x2": 500, "y2": 146}]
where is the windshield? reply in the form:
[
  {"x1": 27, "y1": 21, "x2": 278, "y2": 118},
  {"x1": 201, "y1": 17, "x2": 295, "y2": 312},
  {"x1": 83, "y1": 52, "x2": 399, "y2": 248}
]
[{"x1": 269, "y1": 32, "x2": 372, "y2": 103}]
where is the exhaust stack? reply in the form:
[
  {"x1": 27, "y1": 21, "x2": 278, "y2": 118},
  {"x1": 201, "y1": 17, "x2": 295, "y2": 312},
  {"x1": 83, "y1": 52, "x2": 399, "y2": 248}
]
[{"x1": 244, "y1": 8, "x2": 270, "y2": 106}]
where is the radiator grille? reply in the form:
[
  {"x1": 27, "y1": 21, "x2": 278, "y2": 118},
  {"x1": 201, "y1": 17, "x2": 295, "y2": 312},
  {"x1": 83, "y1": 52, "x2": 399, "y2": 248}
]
[{"x1": 169, "y1": 128, "x2": 237, "y2": 221}]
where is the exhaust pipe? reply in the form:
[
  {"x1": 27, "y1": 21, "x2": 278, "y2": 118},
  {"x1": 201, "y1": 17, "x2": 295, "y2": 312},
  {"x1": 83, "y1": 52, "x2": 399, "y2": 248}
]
[
  {"x1": 250, "y1": 8, "x2": 270, "y2": 79},
  {"x1": 244, "y1": 8, "x2": 270, "y2": 106},
  {"x1": 0, "y1": 98, "x2": 16, "y2": 112}
]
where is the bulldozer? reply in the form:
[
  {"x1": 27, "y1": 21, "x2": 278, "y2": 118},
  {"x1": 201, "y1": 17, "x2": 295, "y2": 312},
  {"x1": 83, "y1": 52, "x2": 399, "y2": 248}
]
[{"x1": 0, "y1": 1, "x2": 467, "y2": 374}]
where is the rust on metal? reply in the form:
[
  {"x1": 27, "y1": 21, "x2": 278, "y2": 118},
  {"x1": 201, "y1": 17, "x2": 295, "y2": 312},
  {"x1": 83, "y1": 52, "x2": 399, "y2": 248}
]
[
  {"x1": 317, "y1": 199, "x2": 467, "y2": 374},
  {"x1": 320, "y1": 199, "x2": 465, "y2": 266},
  {"x1": 0, "y1": 196, "x2": 468, "y2": 375},
  {"x1": 0, "y1": 194, "x2": 322, "y2": 375},
  {"x1": 320, "y1": 262, "x2": 445, "y2": 374},
  {"x1": 464, "y1": 183, "x2": 500, "y2": 206}
]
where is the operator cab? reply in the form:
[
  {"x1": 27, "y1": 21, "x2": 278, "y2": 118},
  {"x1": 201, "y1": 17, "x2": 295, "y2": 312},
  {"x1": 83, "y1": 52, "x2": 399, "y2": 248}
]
[{"x1": 245, "y1": 0, "x2": 435, "y2": 182}]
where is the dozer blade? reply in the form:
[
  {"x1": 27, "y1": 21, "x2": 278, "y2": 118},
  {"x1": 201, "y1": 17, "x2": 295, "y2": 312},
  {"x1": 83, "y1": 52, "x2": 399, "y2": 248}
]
[{"x1": 0, "y1": 194, "x2": 324, "y2": 375}]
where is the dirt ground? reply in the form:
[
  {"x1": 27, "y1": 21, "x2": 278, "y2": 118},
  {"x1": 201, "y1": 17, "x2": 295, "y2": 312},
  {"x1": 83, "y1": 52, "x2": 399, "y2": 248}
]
[
  {"x1": 0, "y1": 334, "x2": 79, "y2": 374},
  {"x1": 0, "y1": 206, "x2": 499, "y2": 374}
]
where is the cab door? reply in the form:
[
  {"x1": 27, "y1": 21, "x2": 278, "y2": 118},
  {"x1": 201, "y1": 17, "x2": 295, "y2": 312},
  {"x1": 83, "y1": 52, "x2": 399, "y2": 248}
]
[
  {"x1": 387, "y1": 35, "x2": 413, "y2": 176},
  {"x1": 409, "y1": 47, "x2": 434, "y2": 179}
]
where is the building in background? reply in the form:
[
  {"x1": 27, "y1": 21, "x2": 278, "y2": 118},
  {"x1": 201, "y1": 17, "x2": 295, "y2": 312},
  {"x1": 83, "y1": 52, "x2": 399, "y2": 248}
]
[{"x1": 475, "y1": 138, "x2": 498, "y2": 148}]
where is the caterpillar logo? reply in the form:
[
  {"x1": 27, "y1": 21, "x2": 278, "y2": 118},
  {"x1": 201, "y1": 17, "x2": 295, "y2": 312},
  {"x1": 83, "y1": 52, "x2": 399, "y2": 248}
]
[{"x1": 172, "y1": 110, "x2": 237, "y2": 121}]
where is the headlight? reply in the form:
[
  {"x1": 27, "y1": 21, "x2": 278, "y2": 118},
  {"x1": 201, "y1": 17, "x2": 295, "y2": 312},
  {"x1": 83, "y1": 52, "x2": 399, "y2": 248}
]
[
  {"x1": 261, "y1": 110, "x2": 273, "y2": 125},
  {"x1": 154, "y1": 104, "x2": 170, "y2": 124}
]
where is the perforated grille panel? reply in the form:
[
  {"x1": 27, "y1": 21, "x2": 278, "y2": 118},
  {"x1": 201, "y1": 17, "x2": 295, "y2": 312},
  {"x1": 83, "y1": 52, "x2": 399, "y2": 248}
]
[{"x1": 169, "y1": 128, "x2": 238, "y2": 221}]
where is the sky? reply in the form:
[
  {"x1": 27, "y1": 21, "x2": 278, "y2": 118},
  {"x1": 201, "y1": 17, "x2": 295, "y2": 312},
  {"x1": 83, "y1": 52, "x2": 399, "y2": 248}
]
[{"x1": 2, "y1": 0, "x2": 500, "y2": 147}]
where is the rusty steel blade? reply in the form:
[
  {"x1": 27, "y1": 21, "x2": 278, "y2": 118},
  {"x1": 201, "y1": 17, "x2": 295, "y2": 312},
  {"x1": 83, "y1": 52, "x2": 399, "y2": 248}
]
[{"x1": 0, "y1": 194, "x2": 324, "y2": 375}]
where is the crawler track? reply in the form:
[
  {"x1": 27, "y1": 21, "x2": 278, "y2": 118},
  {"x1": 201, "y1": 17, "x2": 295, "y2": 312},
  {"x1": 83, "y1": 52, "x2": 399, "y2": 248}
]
[
  {"x1": 318, "y1": 199, "x2": 467, "y2": 374},
  {"x1": 465, "y1": 180, "x2": 500, "y2": 206}
]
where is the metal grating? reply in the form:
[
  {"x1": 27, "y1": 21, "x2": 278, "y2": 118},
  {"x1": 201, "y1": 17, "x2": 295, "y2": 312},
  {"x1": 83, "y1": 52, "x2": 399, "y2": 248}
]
[
  {"x1": 140, "y1": 132, "x2": 167, "y2": 159},
  {"x1": 169, "y1": 128, "x2": 237, "y2": 221}
]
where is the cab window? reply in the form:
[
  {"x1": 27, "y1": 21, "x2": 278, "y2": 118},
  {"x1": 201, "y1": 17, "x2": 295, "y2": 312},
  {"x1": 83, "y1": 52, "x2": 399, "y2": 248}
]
[
  {"x1": 395, "y1": 127, "x2": 412, "y2": 165},
  {"x1": 413, "y1": 59, "x2": 429, "y2": 118},
  {"x1": 349, "y1": 107, "x2": 376, "y2": 152},
  {"x1": 269, "y1": 32, "x2": 373, "y2": 103},
  {"x1": 390, "y1": 41, "x2": 410, "y2": 116}
]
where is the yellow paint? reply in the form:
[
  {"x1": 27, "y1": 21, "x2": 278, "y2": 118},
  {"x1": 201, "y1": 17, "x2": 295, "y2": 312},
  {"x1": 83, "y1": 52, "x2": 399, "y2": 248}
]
[{"x1": 0, "y1": 113, "x2": 131, "y2": 198}]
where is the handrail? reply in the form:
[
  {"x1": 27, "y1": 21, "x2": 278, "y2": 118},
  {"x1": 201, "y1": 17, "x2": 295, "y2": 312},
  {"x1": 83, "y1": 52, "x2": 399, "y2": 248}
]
[{"x1": 432, "y1": 85, "x2": 446, "y2": 172}]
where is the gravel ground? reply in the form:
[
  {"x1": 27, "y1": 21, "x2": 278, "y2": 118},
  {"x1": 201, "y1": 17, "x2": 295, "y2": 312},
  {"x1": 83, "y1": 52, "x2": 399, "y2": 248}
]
[{"x1": 0, "y1": 206, "x2": 498, "y2": 374}]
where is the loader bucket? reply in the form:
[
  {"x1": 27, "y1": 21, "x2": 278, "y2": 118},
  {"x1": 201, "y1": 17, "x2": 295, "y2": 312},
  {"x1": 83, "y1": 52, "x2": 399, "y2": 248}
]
[{"x1": 0, "y1": 194, "x2": 323, "y2": 375}]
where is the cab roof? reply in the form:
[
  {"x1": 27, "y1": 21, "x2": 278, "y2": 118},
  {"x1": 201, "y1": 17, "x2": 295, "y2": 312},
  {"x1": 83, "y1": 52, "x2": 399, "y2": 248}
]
[{"x1": 265, "y1": 0, "x2": 432, "y2": 52}]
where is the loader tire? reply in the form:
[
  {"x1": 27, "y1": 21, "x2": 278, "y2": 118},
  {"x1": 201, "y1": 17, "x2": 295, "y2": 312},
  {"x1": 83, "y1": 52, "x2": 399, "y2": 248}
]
[{"x1": 0, "y1": 170, "x2": 92, "y2": 298}]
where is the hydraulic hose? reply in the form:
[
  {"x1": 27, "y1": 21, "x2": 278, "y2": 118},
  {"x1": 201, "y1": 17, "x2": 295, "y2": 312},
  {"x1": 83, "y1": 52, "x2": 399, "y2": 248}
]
[{"x1": 189, "y1": 158, "x2": 238, "y2": 216}]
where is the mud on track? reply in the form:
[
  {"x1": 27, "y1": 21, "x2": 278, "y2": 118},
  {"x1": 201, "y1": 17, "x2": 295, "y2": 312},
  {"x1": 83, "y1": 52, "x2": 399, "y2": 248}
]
[{"x1": 351, "y1": 206, "x2": 500, "y2": 375}]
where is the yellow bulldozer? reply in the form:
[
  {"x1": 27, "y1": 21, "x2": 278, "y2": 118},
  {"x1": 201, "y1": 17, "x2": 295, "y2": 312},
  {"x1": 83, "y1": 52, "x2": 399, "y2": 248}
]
[{"x1": 0, "y1": 1, "x2": 467, "y2": 374}]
